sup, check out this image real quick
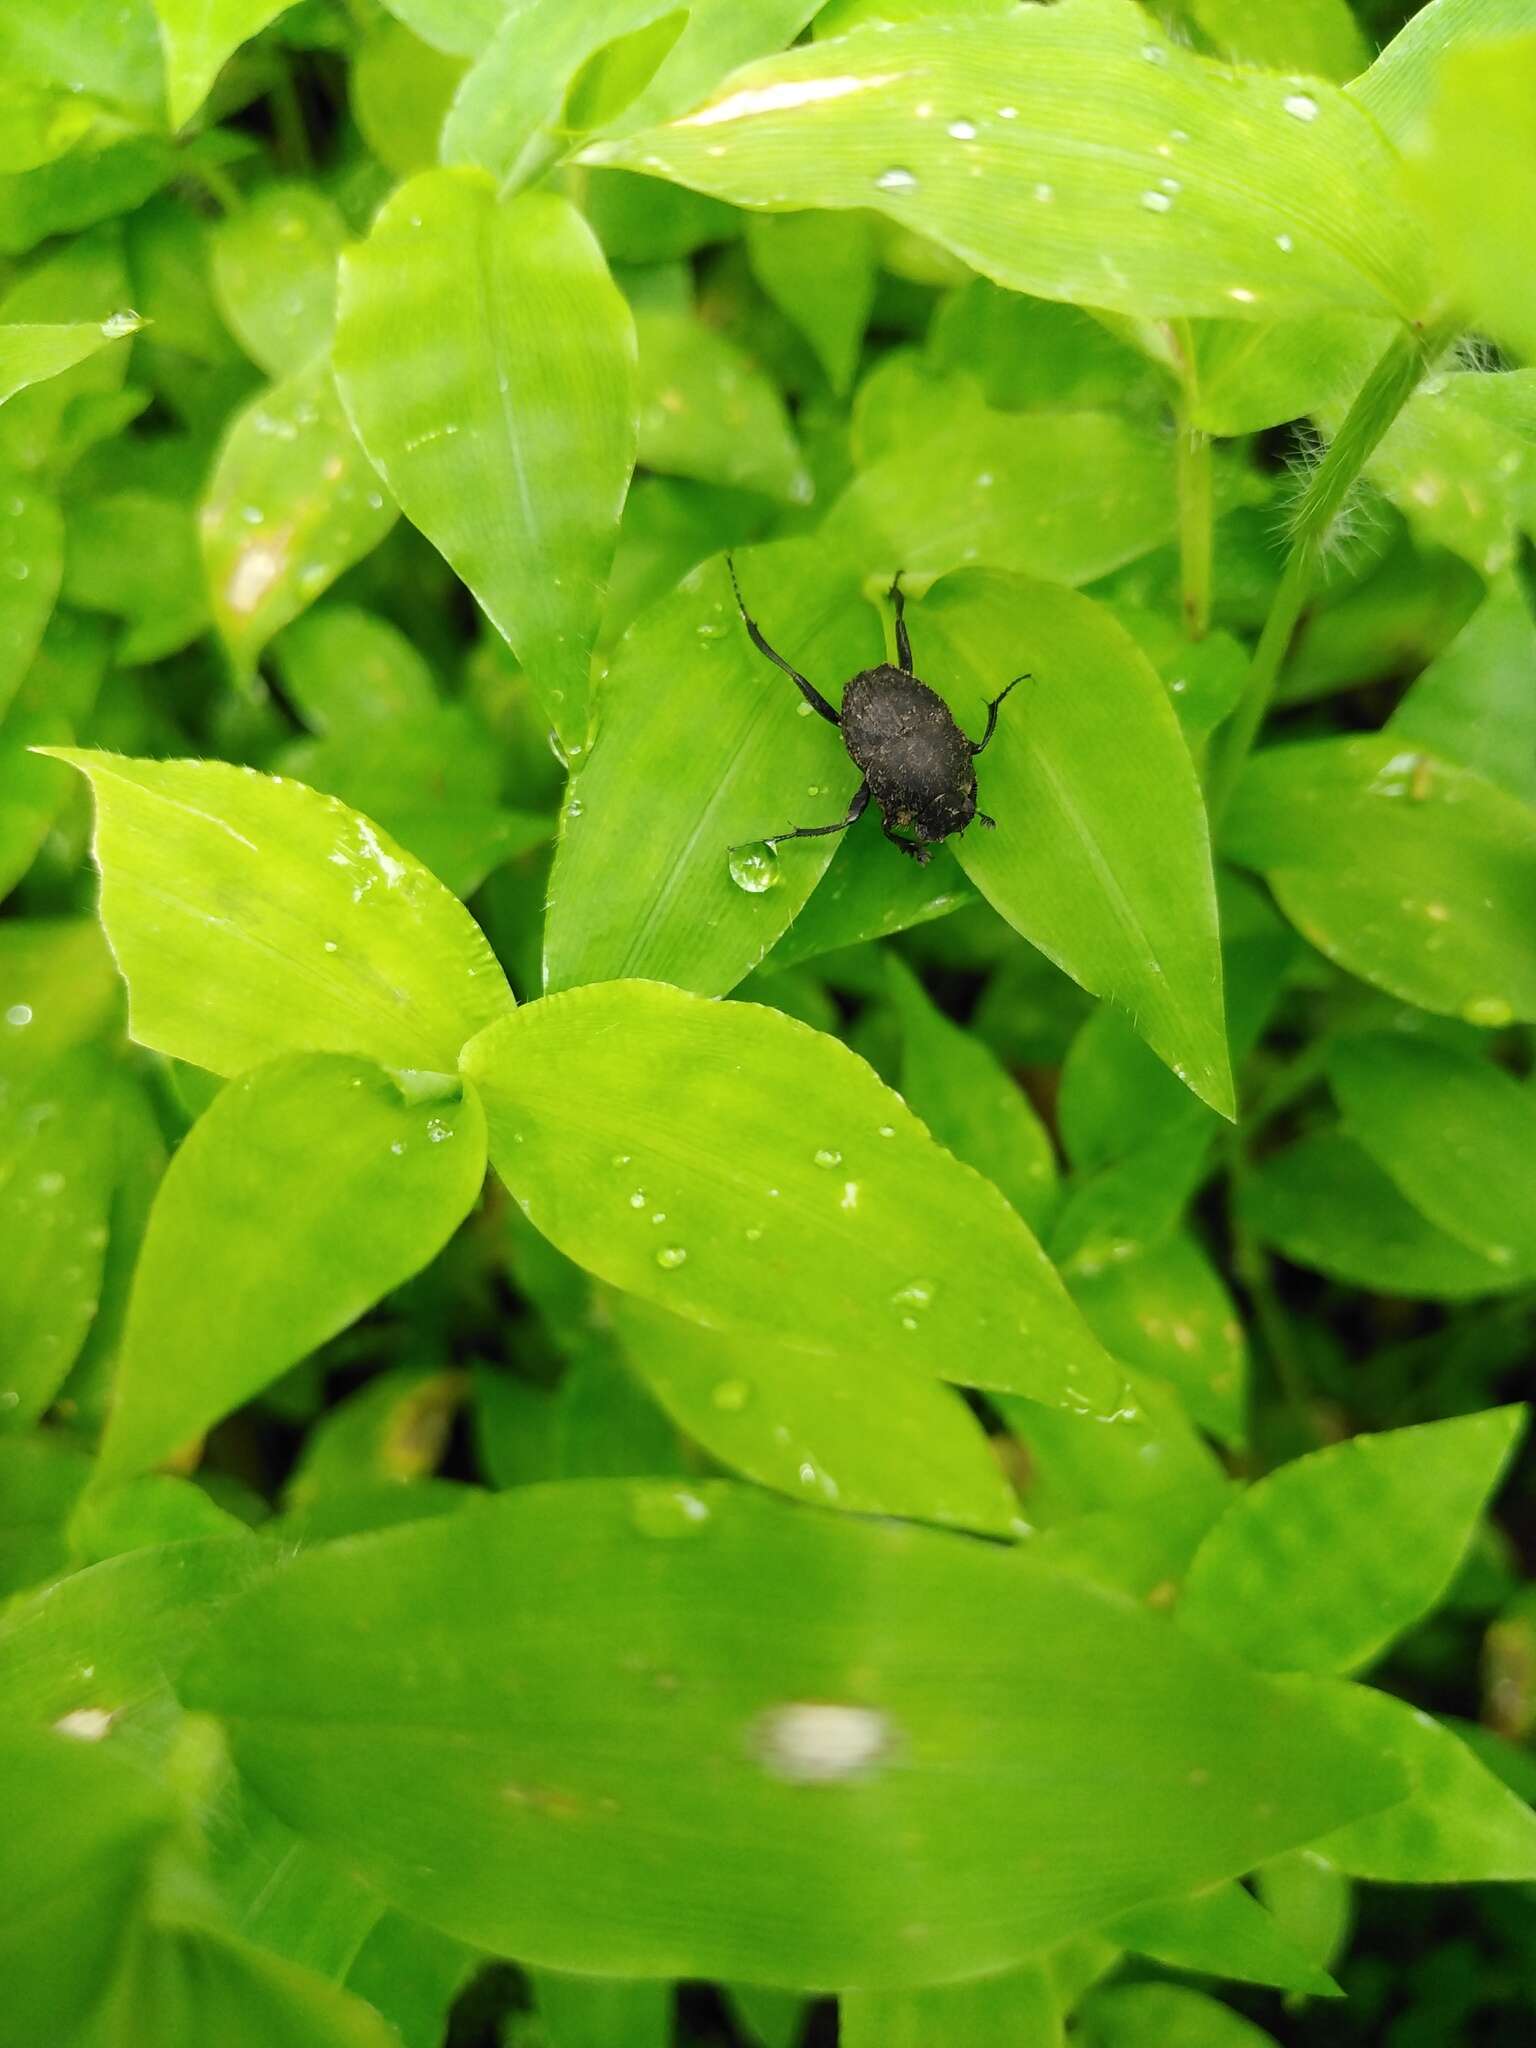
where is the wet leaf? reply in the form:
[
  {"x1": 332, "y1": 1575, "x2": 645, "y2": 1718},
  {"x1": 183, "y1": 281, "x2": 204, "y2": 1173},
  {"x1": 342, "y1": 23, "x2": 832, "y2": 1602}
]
[
  {"x1": 97, "y1": 1056, "x2": 486, "y2": 1485},
  {"x1": 586, "y1": 0, "x2": 1429, "y2": 325},
  {"x1": 1348, "y1": 0, "x2": 1536, "y2": 148},
  {"x1": 1068, "y1": 1232, "x2": 1247, "y2": 1447},
  {"x1": 334, "y1": 170, "x2": 637, "y2": 754},
  {"x1": 912, "y1": 569, "x2": 1233, "y2": 1116},
  {"x1": 0, "y1": 313, "x2": 140, "y2": 407},
  {"x1": 1178, "y1": 1409, "x2": 1526, "y2": 1673},
  {"x1": 1224, "y1": 736, "x2": 1536, "y2": 1027},
  {"x1": 610, "y1": 1291, "x2": 1017, "y2": 1535},
  {"x1": 462, "y1": 978, "x2": 1122, "y2": 1412},
  {"x1": 210, "y1": 184, "x2": 346, "y2": 377},
  {"x1": 54, "y1": 751, "x2": 515, "y2": 1077},
  {"x1": 184, "y1": 1480, "x2": 1405, "y2": 1986}
]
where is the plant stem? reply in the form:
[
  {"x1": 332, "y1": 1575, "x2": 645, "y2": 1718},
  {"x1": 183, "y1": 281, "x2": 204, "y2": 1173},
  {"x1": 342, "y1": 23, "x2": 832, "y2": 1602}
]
[
  {"x1": 1206, "y1": 317, "x2": 1456, "y2": 824},
  {"x1": 183, "y1": 152, "x2": 244, "y2": 216},
  {"x1": 1176, "y1": 412, "x2": 1213, "y2": 642},
  {"x1": 271, "y1": 59, "x2": 313, "y2": 175}
]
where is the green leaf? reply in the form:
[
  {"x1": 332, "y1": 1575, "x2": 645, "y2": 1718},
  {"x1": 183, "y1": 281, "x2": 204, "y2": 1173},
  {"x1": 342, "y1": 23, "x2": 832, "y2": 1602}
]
[
  {"x1": 1079, "y1": 1983, "x2": 1278, "y2": 2048},
  {"x1": 998, "y1": 1367, "x2": 1223, "y2": 1523},
  {"x1": 184, "y1": 1480, "x2": 1404, "y2": 1986},
  {"x1": 462, "y1": 978, "x2": 1122, "y2": 1412},
  {"x1": 55, "y1": 751, "x2": 515, "y2": 1077},
  {"x1": 533, "y1": 1972, "x2": 672, "y2": 2048},
  {"x1": 635, "y1": 308, "x2": 810, "y2": 503},
  {"x1": 746, "y1": 211, "x2": 876, "y2": 396},
  {"x1": 377, "y1": 0, "x2": 504, "y2": 59},
  {"x1": 1186, "y1": 311, "x2": 1388, "y2": 438},
  {"x1": 200, "y1": 353, "x2": 396, "y2": 678},
  {"x1": 0, "y1": 0, "x2": 167, "y2": 129},
  {"x1": 1025, "y1": 1481, "x2": 1234, "y2": 1604},
  {"x1": 765, "y1": 834, "x2": 976, "y2": 973},
  {"x1": 1326, "y1": 1033, "x2": 1536, "y2": 1274},
  {"x1": 345, "y1": 1912, "x2": 475, "y2": 2048},
  {"x1": 283, "y1": 1363, "x2": 467, "y2": 1510},
  {"x1": 64, "y1": 490, "x2": 208, "y2": 663},
  {"x1": 910, "y1": 569, "x2": 1233, "y2": 1116},
  {"x1": 351, "y1": 19, "x2": 469, "y2": 178},
  {"x1": 0, "y1": 1434, "x2": 91, "y2": 1596},
  {"x1": 886, "y1": 952, "x2": 1058, "y2": 1232},
  {"x1": 1224, "y1": 736, "x2": 1536, "y2": 1028},
  {"x1": 1388, "y1": 582, "x2": 1536, "y2": 809},
  {"x1": 1302, "y1": 1680, "x2": 1536, "y2": 1882},
  {"x1": 841, "y1": 1965, "x2": 1062, "y2": 2048},
  {"x1": 1108, "y1": 1880, "x2": 1338, "y2": 1997},
  {"x1": 1253, "y1": 1852, "x2": 1352, "y2": 1981},
  {"x1": 1240, "y1": 1129, "x2": 1525, "y2": 1299},
  {"x1": 210, "y1": 184, "x2": 345, "y2": 378},
  {"x1": 1178, "y1": 1409, "x2": 1526, "y2": 1674},
  {"x1": 1362, "y1": 370, "x2": 1536, "y2": 580},
  {"x1": 585, "y1": 0, "x2": 1429, "y2": 325},
  {"x1": 1068, "y1": 1232, "x2": 1247, "y2": 1447},
  {"x1": 544, "y1": 544, "x2": 878, "y2": 997},
  {"x1": 1167, "y1": 0, "x2": 1369, "y2": 79},
  {"x1": 334, "y1": 170, "x2": 637, "y2": 754},
  {"x1": 272, "y1": 604, "x2": 439, "y2": 736},
  {"x1": 1348, "y1": 0, "x2": 1536, "y2": 148},
  {"x1": 0, "y1": 313, "x2": 140, "y2": 408},
  {"x1": 0, "y1": 481, "x2": 63, "y2": 718},
  {"x1": 97, "y1": 1056, "x2": 486, "y2": 1485},
  {"x1": 153, "y1": 0, "x2": 292, "y2": 130},
  {"x1": 610, "y1": 1291, "x2": 1018, "y2": 1535}
]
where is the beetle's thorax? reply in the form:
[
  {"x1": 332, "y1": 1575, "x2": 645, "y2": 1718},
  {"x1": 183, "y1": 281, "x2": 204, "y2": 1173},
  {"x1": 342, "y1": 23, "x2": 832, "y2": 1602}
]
[{"x1": 840, "y1": 664, "x2": 977, "y2": 842}]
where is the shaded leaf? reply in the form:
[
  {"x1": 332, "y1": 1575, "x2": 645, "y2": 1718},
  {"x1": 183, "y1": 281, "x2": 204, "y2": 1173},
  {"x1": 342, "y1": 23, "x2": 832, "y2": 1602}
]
[
  {"x1": 56, "y1": 752, "x2": 515, "y2": 1077},
  {"x1": 154, "y1": 0, "x2": 292, "y2": 130},
  {"x1": 0, "y1": 481, "x2": 63, "y2": 717},
  {"x1": 334, "y1": 170, "x2": 637, "y2": 753},
  {"x1": 0, "y1": 313, "x2": 140, "y2": 408},
  {"x1": 185, "y1": 1480, "x2": 1404, "y2": 1986},
  {"x1": 1387, "y1": 581, "x2": 1536, "y2": 809},
  {"x1": 210, "y1": 184, "x2": 345, "y2": 377},
  {"x1": 1079, "y1": 1983, "x2": 1278, "y2": 2048},
  {"x1": 1348, "y1": 0, "x2": 1536, "y2": 148},
  {"x1": 1109, "y1": 1880, "x2": 1337, "y2": 1997},
  {"x1": 841, "y1": 1964, "x2": 1062, "y2": 2048},
  {"x1": 635, "y1": 307, "x2": 810, "y2": 502},
  {"x1": 1178, "y1": 1409, "x2": 1526, "y2": 1673},
  {"x1": 747, "y1": 211, "x2": 876, "y2": 396},
  {"x1": 463, "y1": 979, "x2": 1120, "y2": 1411},
  {"x1": 1068, "y1": 1232, "x2": 1247, "y2": 1447}
]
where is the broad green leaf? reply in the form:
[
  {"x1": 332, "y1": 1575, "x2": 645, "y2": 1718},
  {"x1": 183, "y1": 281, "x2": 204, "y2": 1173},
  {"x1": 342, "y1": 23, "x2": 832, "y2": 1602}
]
[
  {"x1": 0, "y1": 0, "x2": 167, "y2": 129},
  {"x1": 0, "y1": 1533, "x2": 264, "y2": 1757},
  {"x1": 635, "y1": 308, "x2": 810, "y2": 503},
  {"x1": 210, "y1": 184, "x2": 346, "y2": 377},
  {"x1": 345, "y1": 1913, "x2": 475, "y2": 2048},
  {"x1": 64, "y1": 490, "x2": 208, "y2": 663},
  {"x1": 351, "y1": 19, "x2": 468, "y2": 177},
  {"x1": 586, "y1": 0, "x2": 1429, "y2": 325},
  {"x1": 1253, "y1": 1852, "x2": 1352, "y2": 1980},
  {"x1": 0, "y1": 1051, "x2": 117, "y2": 1430},
  {"x1": 841, "y1": 1965, "x2": 1062, "y2": 2048},
  {"x1": 464, "y1": 980, "x2": 1120, "y2": 1411},
  {"x1": 544, "y1": 544, "x2": 878, "y2": 997},
  {"x1": 72, "y1": 1474, "x2": 250, "y2": 1562},
  {"x1": 1079, "y1": 1984, "x2": 1278, "y2": 2048},
  {"x1": 153, "y1": 0, "x2": 292, "y2": 130},
  {"x1": 273, "y1": 604, "x2": 438, "y2": 735},
  {"x1": 1348, "y1": 0, "x2": 1536, "y2": 148},
  {"x1": 1166, "y1": 0, "x2": 1368, "y2": 79},
  {"x1": 0, "y1": 481, "x2": 63, "y2": 717},
  {"x1": 910, "y1": 569, "x2": 1232, "y2": 1116},
  {"x1": 283, "y1": 1363, "x2": 467, "y2": 1510},
  {"x1": 832, "y1": 375, "x2": 1178, "y2": 588},
  {"x1": 201, "y1": 353, "x2": 396, "y2": 677},
  {"x1": 1025, "y1": 1481, "x2": 1233, "y2": 1603},
  {"x1": 124, "y1": 191, "x2": 237, "y2": 370},
  {"x1": 0, "y1": 78, "x2": 101, "y2": 176},
  {"x1": 1407, "y1": 34, "x2": 1536, "y2": 363},
  {"x1": 747, "y1": 211, "x2": 875, "y2": 397},
  {"x1": 185, "y1": 1480, "x2": 1404, "y2": 1986},
  {"x1": 443, "y1": 0, "x2": 823, "y2": 185},
  {"x1": 533, "y1": 1973, "x2": 671, "y2": 2048},
  {"x1": 0, "y1": 610, "x2": 108, "y2": 899},
  {"x1": 334, "y1": 170, "x2": 637, "y2": 754},
  {"x1": 1224, "y1": 737, "x2": 1536, "y2": 1027},
  {"x1": 1178, "y1": 1409, "x2": 1526, "y2": 1674},
  {"x1": 610, "y1": 1291, "x2": 1018, "y2": 1535},
  {"x1": 203, "y1": 1774, "x2": 385, "y2": 1983},
  {"x1": 0, "y1": 226, "x2": 135, "y2": 474},
  {"x1": 1327, "y1": 1034, "x2": 1536, "y2": 1273},
  {"x1": 55, "y1": 752, "x2": 515, "y2": 1077},
  {"x1": 1109, "y1": 1880, "x2": 1337, "y2": 1997},
  {"x1": 1186, "y1": 311, "x2": 1388, "y2": 437},
  {"x1": 377, "y1": 0, "x2": 504, "y2": 57},
  {"x1": 0, "y1": 1432, "x2": 91, "y2": 1597},
  {"x1": 1068, "y1": 1232, "x2": 1247, "y2": 1447},
  {"x1": 925, "y1": 282, "x2": 1157, "y2": 415},
  {"x1": 97, "y1": 1056, "x2": 486, "y2": 1485},
  {"x1": 765, "y1": 833, "x2": 976, "y2": 972},
  {"x1": 1303, "y1": 1680, "x2": 1536, "y2": 1882},
  {"x1": 1241, "y1": 1129, "x2": 1525, "y2": 1299},
  {"x1": 0, "y1": 1726, "x2": 174, "y2": 2048},
  {"x1": 0, "y1": 140, "x2": 175, "y2": 261},
  {"x1": 1388, "y1": 582, "x2": 1536, "y2": 808},
  {"x1": 1362, "y1": 370, "x2": 1536, "y2": 579},
  {"x1": 0, "y1": 917, "x2": 123, "y2": 1072},
  {"x1": 886, "y1": 953, "x2": 1058, "y2": 1232},
  {"x1": 999, "y1": 1367, "x2": 1223, "y2": 1524},
  {"x1": 0, "y1": 313, "x2": 140, "y2": 407}
]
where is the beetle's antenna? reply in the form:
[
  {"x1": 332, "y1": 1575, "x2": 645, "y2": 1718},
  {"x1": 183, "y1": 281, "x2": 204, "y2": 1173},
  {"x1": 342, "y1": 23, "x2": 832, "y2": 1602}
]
[{"x1": 723, "y1": 553, "x2": 841, "y2": 726}]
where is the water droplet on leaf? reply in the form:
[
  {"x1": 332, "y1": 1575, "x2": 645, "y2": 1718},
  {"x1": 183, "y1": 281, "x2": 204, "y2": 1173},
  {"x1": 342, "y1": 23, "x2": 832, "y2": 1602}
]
[{"x1": 728, "y1": 842, "x2": 780, "y2": 894}]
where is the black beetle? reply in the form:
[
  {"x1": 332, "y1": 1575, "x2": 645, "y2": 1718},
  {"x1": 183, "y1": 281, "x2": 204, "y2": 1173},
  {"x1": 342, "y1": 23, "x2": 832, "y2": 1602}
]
[{"x1": 727, "y1": 557, "x2": 1025, "y2": 865}]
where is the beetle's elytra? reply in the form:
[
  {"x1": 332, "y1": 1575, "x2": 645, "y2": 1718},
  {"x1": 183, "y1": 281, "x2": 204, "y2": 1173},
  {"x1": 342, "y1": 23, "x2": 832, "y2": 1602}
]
[{"x1": 727, "y1": 558, "x2": 1025, "y2": 865}]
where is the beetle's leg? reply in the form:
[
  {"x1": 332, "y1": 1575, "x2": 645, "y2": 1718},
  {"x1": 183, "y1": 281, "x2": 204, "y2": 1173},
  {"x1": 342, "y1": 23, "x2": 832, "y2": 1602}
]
[
  {"x1": 971, "y1": 673, "x2": 1029, "y2": 756},
  {"x1": 975, "y1": 812, "x2": 996, "y2": 830},
  {"x1": 888, "y1": 570, "x2": 913, "y2": 673},
  {"x1": 737, "y1": 782, "x2": 870, "y2": 852},
  {"x1": 881, "y1": 815, "x2": 931, "y2": 865},
  {"x1": 726, "y1": 554, "x2": 840, "y2": 725}
]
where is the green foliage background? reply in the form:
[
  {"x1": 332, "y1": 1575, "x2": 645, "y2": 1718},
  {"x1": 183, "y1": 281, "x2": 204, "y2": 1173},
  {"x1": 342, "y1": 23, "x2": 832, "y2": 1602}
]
[{"x1": 2, "y1": 1, "x2": 1535, "y2": 2044}]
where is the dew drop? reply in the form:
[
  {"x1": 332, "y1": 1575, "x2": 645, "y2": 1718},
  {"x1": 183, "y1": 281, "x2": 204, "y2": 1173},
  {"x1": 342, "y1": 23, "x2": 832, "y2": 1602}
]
[
  {"x1": 997, "y1": 104, "x2": 1018, "y2": 119},
  {"x1": 655, "y1": 1245, "x2": 689, "y2": 1270},
  {"x1": 744, "y1": 1225, "x2": 764, "y2": 1242},
  {"x1": 875, "y1": 166, "x2": 918, "y2": 194},
  {"x1": 1228, "y1": 286, "x2": 1258, "y2": 304},
  {"x1": 1283, "y1": 92, "x2": 1318, "y2": 122},
  {"x1": 612, "y1": 1153, "x2": 633, "y2": 1167},
  {"x1": 754, "y1": 1702, "x2": 892, "y2": 1784},
  {"x1": 629, "y1": 1190, "x2": 647, "y2": 1209},
  {"x1": 426, "y1": 1119, "x2": 451, "y2": 1143},
  {"x1": 389, "y1": 1140, "x2": 406, "y2": 1156},
  {"x1": 564, "y1": 797, "x2": 584, "y2": 821},
  {"x1": 629, "y1": 1483, "x2": 710, "y2": 1538},
  {"x1": 891, "y1": 1280, "x2": 934, "y2": 1312},
  {"x1": 1033, "y1": 182, "x2": 1055, "y2": 203},
  {"x1": 711, "y1": 1378, "x2": 754, "y2": 1413},
  {"x1": 947, "y1": 118, "x2": 977, "y2": 140},
  {"x1": 728, "y1": 841, "x2": 781, "y2": 894},
  {"x1": 696, "y1": 615, "x2": 728, "y2": 640},
  {"x1": 796, "y1": 701, "x2": 814, "y2": 717},
  {"x1": 1275, "y1": 232, "x2": 1294, "y2": 253},
  {"x1": 813, "y1": 1147, "x2": 843, "y2": 1169},
  {"x1": 54, "y1": 1707, "x2": 114, "y2": 1741},
  {"x1": 1141, "y1": 42, "x2": 1168, "y2": 64},
  {"x1": 5, "y1": 1003, "x2": 33, "y2": 1028},
  {"x1": 877, "y1": 1124, "x2": 896, "y2": 1138},
  {"x1": 1140, "y1": 189, "x2": 1173, "y2": 213}
]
